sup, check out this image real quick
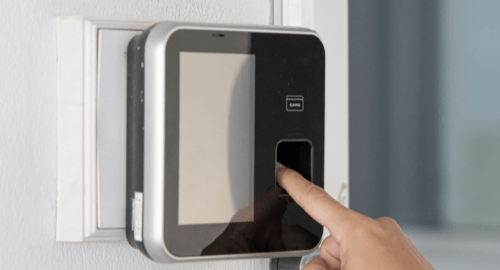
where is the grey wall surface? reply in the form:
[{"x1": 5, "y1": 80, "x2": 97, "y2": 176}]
[
  {"x1": 349, "y1": 0, "x2": 500, "y2": 229},
  {"x1": 349, "y1": 0, "x2": 440, "y2": 226},
  {"x1": 0, "y1": 1, "x2": 270, "y2": 269},
  {"x1": 441, "y1": 0, "x2": 500, "y2": 227}
]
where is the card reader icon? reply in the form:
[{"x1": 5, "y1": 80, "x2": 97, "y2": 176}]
[{"x1": 286, "y1": 95, "x2": 304, "y2": 112}]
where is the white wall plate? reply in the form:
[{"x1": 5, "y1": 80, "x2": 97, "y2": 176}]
[
  {"x1": 56, "y1": 3, "x2": 348, "y2": 243},
  {"x1": 56, "y1": 17, "x2": 154, "y2": 241}
]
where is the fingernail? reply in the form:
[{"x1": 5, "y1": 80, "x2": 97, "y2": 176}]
[{"x1": 276, "y1": 162, "x2": 288, "y2": 184}]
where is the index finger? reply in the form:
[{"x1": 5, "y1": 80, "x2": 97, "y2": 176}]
[{"x1": 276, "y1": 163, "x2": 356, "y2": 242}]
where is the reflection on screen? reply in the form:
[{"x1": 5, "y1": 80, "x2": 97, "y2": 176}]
[{"x1": 178, "y1": 52, "x2": 255, "y2": 225}]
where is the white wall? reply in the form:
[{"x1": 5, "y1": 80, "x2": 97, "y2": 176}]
[{"x1": 0, "y1": 0, "x2": 270, "y2": 269}]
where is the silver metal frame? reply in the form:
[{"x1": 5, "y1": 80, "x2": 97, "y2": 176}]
[{"x1": 143, "y1": 21, "x2": 324, "y2": 263}]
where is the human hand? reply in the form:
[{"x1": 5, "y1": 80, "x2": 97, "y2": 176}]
[{"x1": 276, "y1": 164, "x2": 435, "y2": 270}]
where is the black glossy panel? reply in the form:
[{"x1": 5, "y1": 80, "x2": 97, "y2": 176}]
[{"x1": 164, "y1": 29, "x2": 325, "y2": 257}]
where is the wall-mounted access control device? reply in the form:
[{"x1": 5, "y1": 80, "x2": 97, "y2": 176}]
[{"x1": 126, "y1": 22, "x2": 325, "y2": 263}]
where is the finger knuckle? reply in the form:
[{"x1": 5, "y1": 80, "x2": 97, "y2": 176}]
[
  {"x1": 376, "y1": 216, "x2": 401, "y2": 230},
  {"x1": 344, "y1": 217, "x2": 380, "y2": 240},
  {"x1": 319, "y1": 236, "x2": 332, "y2": 254},
  {"x1": 304, "y1": 257, "x2": 326, "y2": 269},
  {"x1": 376, "y1": 216, "x2": 395, "y2": 224}
]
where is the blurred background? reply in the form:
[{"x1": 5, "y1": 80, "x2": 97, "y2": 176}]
[{"x1": 349, "y1": 0, "x2": 500, "y2": 269}]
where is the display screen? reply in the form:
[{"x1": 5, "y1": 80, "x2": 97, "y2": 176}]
[{"x1": 178, "y1": 52, "x2": 255, "y2": 225}]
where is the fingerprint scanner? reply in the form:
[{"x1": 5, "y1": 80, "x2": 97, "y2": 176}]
[{"x1": 276, "y1": 140, "x2": 313, "y2": 196}]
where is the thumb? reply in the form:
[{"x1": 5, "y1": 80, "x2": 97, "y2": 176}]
[{"x1": 302, "y1": 257, "x2": 330, "y2": 270}]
